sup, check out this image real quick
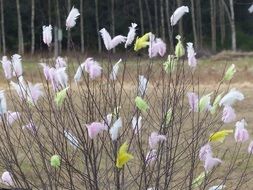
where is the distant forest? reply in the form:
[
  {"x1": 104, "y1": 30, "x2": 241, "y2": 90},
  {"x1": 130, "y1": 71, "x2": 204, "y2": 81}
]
[{"x1": 0, "y1": 0, "x2": 253, "y2": 55}]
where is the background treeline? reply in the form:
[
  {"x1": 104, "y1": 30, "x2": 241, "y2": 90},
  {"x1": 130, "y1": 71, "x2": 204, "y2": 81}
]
[{"x1": 0, "y1": 0, "x2": 253, "y2": 56}]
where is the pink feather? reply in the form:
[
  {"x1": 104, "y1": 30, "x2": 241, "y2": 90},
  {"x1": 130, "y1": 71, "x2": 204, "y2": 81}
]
[
  {"x1": 149, "y1": 132, "x2": 166, "y2": 149},
  {"x1": 145, "y1": 150, "x2": 157, "y2": 165},
  {"x1": 149, "y1": 34, "x2": 166, "y2": 58},
  {"x1": 27, "y1": 82, "x2": 43, "y2": 103},
  {"x1": 187, "y1": 92, "x2": 198, "y2": 112},
  {"x1": 199, "y1": 143, "x2": 212, "y2": 161},
  {"x1": 7, "y1": 111, "x2": 20, "y2": 126},
  {"x1": 84, "y1": 58, "x2": 102, "y2": 79},
  {"x1": 55, "y1": 56, "x2": 67, "y2": 68},
  {"x1": 222, "y1": 105, "x2": 236, "y2": 123},
  {"x1": 1, "y1": 56, "x2": 12, "y2": 79},
  {"x1": 204, "y1": 154, "x2": 222, "y2": 172},
  {"x1": 40, "y1": 63, "x2": 51, "y2": 80},
  {"x1": 86, "y1": 122, "x2": 108, "y2": 139},
  {"x1": 22, "y1": 122, "x2": 36, "y2": 133},
  {"x1": 234, "y1": 119, "x2": 249, "y2": 142}
]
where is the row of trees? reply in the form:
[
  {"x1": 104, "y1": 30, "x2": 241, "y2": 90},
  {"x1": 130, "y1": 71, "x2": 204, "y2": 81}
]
[{"x1": 0, "y1": 0, "x2": 252, "y2": 55}]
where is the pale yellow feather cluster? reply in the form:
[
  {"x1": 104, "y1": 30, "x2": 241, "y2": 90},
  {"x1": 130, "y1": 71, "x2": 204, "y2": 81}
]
[
  {"x1": 134, "y1": 33, "x2": 150, "y2": 51},
  {"x1": 116, "y1": 142, "x2": 134, "y2": 168},
  {"x1": 209, "y1": 130, "x2": 233, "y2": 143}
]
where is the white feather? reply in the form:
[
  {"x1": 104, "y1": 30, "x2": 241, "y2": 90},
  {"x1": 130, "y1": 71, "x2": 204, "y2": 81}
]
[
  {"x1": 1, "y1": 56, "x2": 12, "y2": 79},
  {"x1": 105, "y1": 113, "x2": 113, "y2": 126},
  {"x1": 55, "y1": 67, "x2": 68, "y2": 88},
  {"x1": 0, "y1": 90, "x2": 7, "y2": 115},
  {"x1": 170, "y1": 6, "x2": 189, "y2": 26},
  {"x1": 10, "y1": 77, "x2": 28, "y2": 100},
  {"x1": 11, "y1": 54, "x2": 23, "y2": 77},
  {"x1": 64, "y1": 130, "x2": 79, "y2": 148},
  {"x1": 10, "y1": 81, "x2": 22, "y2": 99},
  {"x1": 109, "y1": 117, "x2": 123, "y2": 141},
  {"x1": 111, "y1": 36, "x2": 127, "y2": 49},
  {"x1": 66, "y1": 6, "x2": 80, "y2": 30},
  {"x1": 42, "y1": 25, "x2": 52, "y2": 46},
  {"x1": 138, "y1": 75, "x2": 148, "y2": 96},
  {"x1": 99, "y1": 28, "x2": 112, "y2": 50},
  {"x1": 125, "y1": 23, "x2": 137, "y2": 48},
  {"x1": 132, "y1": 115, "x2": 142, "y2": 134},
  {"x1": 248, "y1": 4, "x2": 253, "y2": 13},
  {"x1": 18, "y1": 76, "x2": 28, "y2": 96},
  {"x1": 7, "y1": 111, "x2": 20, "y2": 126},
  {"x1": 100, "y1": 28, "x2": 126, "y2": 50},
  {"x1": 110, "y1": 59, "x2": 122, "y2": 80},
  {"x1": 208, "y1": 185, "x2": 226, "y2": 190},
  {"x1": 74, "y1": 63, "x2": 85, "y2": 83},
  {"x1": 55, "y1": 56, "x2": 67, "y2": 68},
  {"x1": 186, "y1": 42, "x2": 197, "y2": 68},
  {"x1": 219, "y1": 88, "x2": 244, "y2": 106}
]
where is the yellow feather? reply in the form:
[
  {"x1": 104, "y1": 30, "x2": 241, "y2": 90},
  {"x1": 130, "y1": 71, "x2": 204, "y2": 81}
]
[
  {"x1": 209, "y1": 129, "x2": 233, "y2": 142},
  {"x1": 134, "y1": 32, "x2": 150, "y2": 51},
  {"x1": 116, "y1": 142, "x2": 134, "y2": 168}
]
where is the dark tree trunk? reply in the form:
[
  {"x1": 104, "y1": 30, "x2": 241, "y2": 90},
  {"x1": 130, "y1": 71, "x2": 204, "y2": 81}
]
[
  {"x1": 95, "y1": 0, "x2": 101, "y2": 53},
  {"x1": 154, "y1": 0, "x2": 158, "y2": 35},
  {"x1": 191, "y1": 0, "x2": 198, "y2": 49},
  {"x1": 139, "y1": 0, "x2": 144, "y2": 35},
  {"x1": 144, "y1": 0, "x2": 153, "y2": 32},
  {"x1": 160, "y1": 0, "x2": 165, "y2": 40},
  {"x1": 210, "y1": 0, "x2": 216, "y2": 52},
  {"x1": 0, "y1": 0, "x2": 6, "y2": 54},
  {"x1": 31, "y1": 0, "x2": 35, "y2": 54},
  {"x1": 165, "y1": 0, "x2": 174, "y2": 52},
  {"x1": 80, "y1": 0, "x2": 84, "y2": 53},
  {"x1": 16, "y1": 0, "x2": 24, "y2": 54}
]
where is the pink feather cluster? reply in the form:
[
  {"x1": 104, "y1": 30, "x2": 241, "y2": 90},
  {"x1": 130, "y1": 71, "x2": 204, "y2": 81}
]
[
  {"x1": 187, "y1": 92, "x2": 199, "y2": 112},
  {"x1": 86, "y1": 122, "x2": 108, "y2": 139},
  {"x1": 55, "y1": 56, "x2": 67, "y2": 68},
  {"x1": 84, "y1": 58, "x2": 102, "y2": 80},
  {"x1": 234, "y1": 119, "x2": 249, "y2": 142},
  {"x1": 145, "y1": 150, "x2": 157, "y2": 165},
  {"x1": 145, "y1": 132, "x2": 166, "y2": 166},
  {"x1": 1, "y1": 54, "x2": 23, "y2": 79},
  {"x1": 222, "y1": 105, "x2": 236, "y2": 123},
  {"x1": 148, "y1": 34, "x2": 166, "y2": 58},
  {"x1": 22, "y1": 121, "x2": 37, "y2": 134},
  {"x1": 74, "y1": 58, "x2": 102, "y2": 82},
  {"x1": 149, "y1": 132, "x2": 166, "y2": 149},
  {"x1": 40, "y1": 57, "x2": 68, "y2": 91},
  {"x1": 199, "y1": 143, "x2": 222, "y2": 172}
]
